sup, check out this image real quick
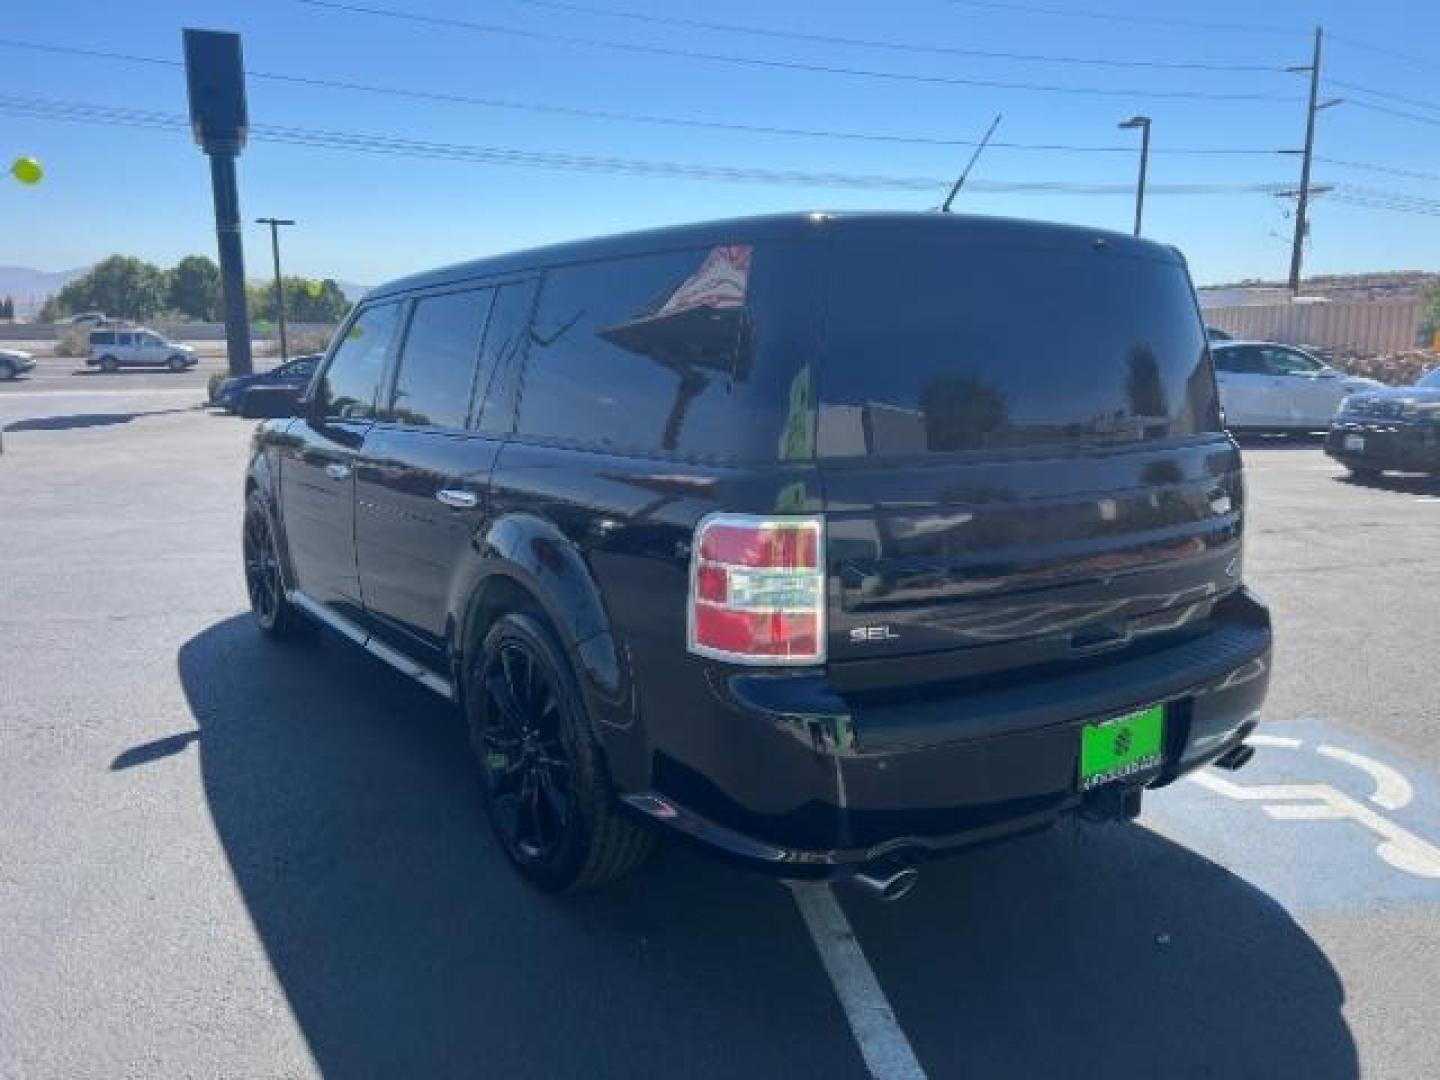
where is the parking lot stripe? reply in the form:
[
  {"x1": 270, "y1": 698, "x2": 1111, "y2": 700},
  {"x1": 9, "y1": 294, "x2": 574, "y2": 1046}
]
[{"x1": 790, "y1": 883, "x2": 928, "y2": 1080}]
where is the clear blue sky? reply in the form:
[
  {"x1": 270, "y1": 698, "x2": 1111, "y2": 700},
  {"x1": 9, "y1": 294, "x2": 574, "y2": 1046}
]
[{"x1": 1, "y1": 0, "x2": 1437, "y2": 288}]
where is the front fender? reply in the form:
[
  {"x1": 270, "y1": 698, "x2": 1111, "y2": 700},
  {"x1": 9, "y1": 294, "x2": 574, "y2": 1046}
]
[{"x1": 246, "y1": 420, "x2": 299, "y2": 589}]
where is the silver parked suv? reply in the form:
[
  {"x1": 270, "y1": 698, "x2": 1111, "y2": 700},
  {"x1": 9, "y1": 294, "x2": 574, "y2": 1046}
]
[{"x1": 87, "y1": 328, "x2": 199, "y2": 373}]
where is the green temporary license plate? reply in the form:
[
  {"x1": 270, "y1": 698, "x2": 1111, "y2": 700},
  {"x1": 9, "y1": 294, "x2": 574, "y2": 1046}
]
[{"x1": 1079, "y1": 704, "x2": 1165, "y2": 791}]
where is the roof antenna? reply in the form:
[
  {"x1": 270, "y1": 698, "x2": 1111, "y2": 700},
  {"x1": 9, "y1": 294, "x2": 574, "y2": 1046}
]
[{"x1": 940, "y1": 113, "x2": 1002, "y2": 213}]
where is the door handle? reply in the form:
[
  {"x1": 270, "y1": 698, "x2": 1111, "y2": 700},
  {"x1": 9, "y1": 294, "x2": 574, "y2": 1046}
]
[
  {"x1": 436, "y1": 488, "x2": 479, "y2": 509},
  {"x1": 324, "y1": 463, "x2": 351, "y2": 481}
]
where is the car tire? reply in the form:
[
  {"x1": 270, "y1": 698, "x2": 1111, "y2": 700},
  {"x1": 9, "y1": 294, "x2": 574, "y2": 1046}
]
[
  {"x1": 1347, "y1": 466, "x2": 1382, "y2": 481},
  {"x1": 168, "y1": 355, "x2": 188, "y2": 372},
  {"x1": 98, "y1": 355, "x2": 119, "y2": 373},
  {"x1": 243, "y1": 491, "x2": 311, "y2": 639},
  {"x1": 467, "y1": 612, "x2": 654, "y2": 891},
  {"x1": 0, "y1": 359, "x2": 13, "y2": 381}
]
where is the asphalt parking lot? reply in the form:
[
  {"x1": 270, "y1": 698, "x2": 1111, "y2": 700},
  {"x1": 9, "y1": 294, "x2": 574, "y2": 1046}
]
[
  {"x1": 2, "y1": 383, "x2": 1438, "y2": 1079},
  {"x1": 1, "y1": 352, "x2": 246, "y2": 396}
]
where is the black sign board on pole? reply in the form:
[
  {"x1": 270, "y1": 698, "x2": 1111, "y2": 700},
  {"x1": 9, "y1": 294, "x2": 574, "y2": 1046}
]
[{"x1": 183, "y1": 29, "x2": 253, "y2": 376}]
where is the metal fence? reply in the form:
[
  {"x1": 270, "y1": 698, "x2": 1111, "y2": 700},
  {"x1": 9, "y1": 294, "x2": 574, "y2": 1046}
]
[
  {"x1": 0, "y1": 321, "x2": 338, "y2": 342},
  {"x1": 1202, "y1": 300, "x2": 1420, "y2": 355}
]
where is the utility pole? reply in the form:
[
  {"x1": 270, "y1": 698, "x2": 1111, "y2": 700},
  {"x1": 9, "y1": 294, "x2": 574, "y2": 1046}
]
[
  {"x1": 1118, "y1": 115, "x2": 1152, "y2": 237},
  {"x1": 1286, "y1": 27, "x2": 1342, "y2": 295},
  {"x1": 256, "y1": 217, "x2": 295, "y2": 360}
]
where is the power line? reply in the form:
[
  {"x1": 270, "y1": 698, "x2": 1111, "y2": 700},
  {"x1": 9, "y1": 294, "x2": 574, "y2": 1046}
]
[
  {"x1": 1327, "y1": 32, "x2": 1430, "y2": 70},
  {"x1": 1318, "y1": 157, "x2": 1440, "y2": 184},
  {"x1": 1328, "y1": 195, "x2": 1440, "y2": 219},
  {"x1": 292, "y1": 0, "x2": 1302, "y2": 102},
  {"x1": 1335, "y1": 184, "x2": 1440, "y2": 213},
  {"x1": 1342, "y1": 98, "x2": 1440, "y2": 129},
  {"x1": 0, "y1": 92, "x2": 1296, "y2": 196},
  {"x1": 501, "y1": 0, "x2": 1285, "y2": 72},
  {"x1": 1327, "y1": 78, "x2": 1440, "y2": 115},
  {"x1": 930, "y1": 0, "x2": 1303, "y2": 36},
  {"x1": 0, "y1": 36, "x2": 1284, "y2": 156}
]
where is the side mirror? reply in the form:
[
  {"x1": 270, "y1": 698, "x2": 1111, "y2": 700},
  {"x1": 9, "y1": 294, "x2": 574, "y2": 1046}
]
[{"x1": 239, "y1": 384, "x2": 304, "y2": 419}]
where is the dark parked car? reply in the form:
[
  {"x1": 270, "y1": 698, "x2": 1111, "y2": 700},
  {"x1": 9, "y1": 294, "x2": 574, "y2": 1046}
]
[
  {"x1": 211, "y1": 354, "x2": 320, "y2": 412},
  {"x1": 1326, "y1": 366, "x2": 1440, "y2": 477},
  {"x1": 242, "y1": 212, "x2": 1271, "y2": 896}
]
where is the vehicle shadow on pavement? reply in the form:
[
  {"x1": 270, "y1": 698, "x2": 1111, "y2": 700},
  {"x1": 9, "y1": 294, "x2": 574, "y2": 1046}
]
[
  {"x1": 1335, "y1": 472, "x2": 1440, "y2": 496},
  {"x1": 175, "y1": 615, "x2": 1357, "y2": 1080},
  {"x1": 3, "y1": 407, "x2": 198, "y2": 433},
  {"x1": 841, "y1": 816, "x2": 1358, "y2": 1078},
  {"x1": 175, "y1": 615, "x2": 868, "y2": 1080}
]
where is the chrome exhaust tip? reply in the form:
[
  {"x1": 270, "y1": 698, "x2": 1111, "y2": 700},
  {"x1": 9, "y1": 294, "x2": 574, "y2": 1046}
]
[
  {"x1": 849, "y1": 865, "x2": 920, "y2": 902},
  {"x1": 1214, "y1": 742, "x2": 1255, "y2": 772}
]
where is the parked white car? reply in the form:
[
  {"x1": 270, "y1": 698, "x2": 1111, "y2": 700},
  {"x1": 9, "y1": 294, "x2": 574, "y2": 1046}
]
[
  {"x1": 1212, "y1": 341, "x2": 1383, "y2": 432},
  {"x1": 86, "y1": 328, "x2": 198, "y2": 373},
  {"x1": 0, "y1": 347, "x2": 36, "y2": 380}
]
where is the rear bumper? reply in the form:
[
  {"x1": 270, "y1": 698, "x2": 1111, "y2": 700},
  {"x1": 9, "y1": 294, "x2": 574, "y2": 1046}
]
[
  {"x1": 624, "y1": 588, "x2": 1271, "y2": 879},
  {"x1": 1326, "y1": 421, "x2": 1440, "y2": 473}
]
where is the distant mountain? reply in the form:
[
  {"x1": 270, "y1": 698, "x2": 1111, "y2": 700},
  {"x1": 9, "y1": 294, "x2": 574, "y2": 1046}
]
[
  {"x1": 0, "y1": 266, "x2": 87, "y2": 317},
  {"x1": 335, "y1": 280, "x2": 369, "y2": 302}
]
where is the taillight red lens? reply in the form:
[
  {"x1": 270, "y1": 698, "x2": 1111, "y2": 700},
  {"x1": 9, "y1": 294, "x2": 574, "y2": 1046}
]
[
  {"x1": 688, "y1": 515, "x2": 825, "y2": 665},
  {"x1": 698, "y1": 522, "x2": 818, "y2": 569}
]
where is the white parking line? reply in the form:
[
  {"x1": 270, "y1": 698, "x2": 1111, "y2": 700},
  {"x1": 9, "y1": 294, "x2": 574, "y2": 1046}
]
[{"x1": 790, "y1": 883, "x2": 927, "y2": 1080}]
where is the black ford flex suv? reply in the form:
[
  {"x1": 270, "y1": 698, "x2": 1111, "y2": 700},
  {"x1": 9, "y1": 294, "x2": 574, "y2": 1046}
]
[{"x1": 242, "y1": 212, "x2": 1271, "y2": 896}]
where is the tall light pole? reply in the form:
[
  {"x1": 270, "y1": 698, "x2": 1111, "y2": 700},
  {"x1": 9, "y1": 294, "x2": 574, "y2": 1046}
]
[
  {"x1": 255, "y1": 217, "x2": 295, "y2": 360},
  {"x1": 1118, "y1": 115, "x2": 1151, "y2": 237}
]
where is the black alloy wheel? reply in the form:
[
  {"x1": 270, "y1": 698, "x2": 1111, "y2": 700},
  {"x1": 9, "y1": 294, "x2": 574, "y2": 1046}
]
[
  {"x1": 478, "y1": 634, "x2": 578, "y2": 867},
  {"x1": 243, "y1": 492, "x2": 307, "y2": 638},
  {"x1": 469, "y1": 613, "x2": 653, "y2": 890}
]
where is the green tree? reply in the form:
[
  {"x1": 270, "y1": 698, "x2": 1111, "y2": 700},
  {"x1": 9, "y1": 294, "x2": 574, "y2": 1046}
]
[
  {"x1": 167, "y1": 255, "x2": 221, "y2": 320},
  {"x1": 53, "y1": 255, "x2": 167, "y2": 321},
  {"x1": 1420, "y1": 280, "x2": 1440, "y2": 343},
  {"x1": 250, "y1": 276, "x2": 350, "y2": 323}
]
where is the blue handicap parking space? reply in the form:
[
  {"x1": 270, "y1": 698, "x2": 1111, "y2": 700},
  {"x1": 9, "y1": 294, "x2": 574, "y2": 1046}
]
[{"x1": 1146, "y1": 717, "x2": 1440, "y2": 915}]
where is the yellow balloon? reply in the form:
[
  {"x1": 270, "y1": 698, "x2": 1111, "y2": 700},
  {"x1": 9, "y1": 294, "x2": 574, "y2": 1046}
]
[{"x1": 10, "y1": 157, "x2": 43, "y2": 185}]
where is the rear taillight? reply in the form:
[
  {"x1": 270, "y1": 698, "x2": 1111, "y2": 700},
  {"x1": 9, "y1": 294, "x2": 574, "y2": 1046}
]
[{"x1": 687, "y1": 514, "x2": 825, "y2": 665}]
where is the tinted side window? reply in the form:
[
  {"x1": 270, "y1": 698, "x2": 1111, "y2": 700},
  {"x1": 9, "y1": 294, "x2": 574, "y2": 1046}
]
[
  {"x1": 474, "y1": 281, "x2": 537, "y2": 434},
  {"x1": 1262, "y1": 347, "x2": 1321, "y2": 376},
  {"x1": 388, "y1": 288, "x2": 494, "y2": 429},
  {"x1": 91, "y1": 331, "x2": 114, "y2": 346},
  {"x1": 315, "y1": 303, "x2": 400, "y2": 421},
  {"x1": 517, "y1": 243, "x2": 819, "y2": 460},
  {"x1": 1218, "y1": 347, "x2": 1264, "y2": 375}
]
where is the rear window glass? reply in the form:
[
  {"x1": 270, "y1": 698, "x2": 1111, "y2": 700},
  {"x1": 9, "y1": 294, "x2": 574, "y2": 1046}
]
[
  {"x1": 517, "y1": 242, "x2": 820, "y2": 461},
  {"x1": 817, "y1": 236, "x2": 1219, "y2": 457}
]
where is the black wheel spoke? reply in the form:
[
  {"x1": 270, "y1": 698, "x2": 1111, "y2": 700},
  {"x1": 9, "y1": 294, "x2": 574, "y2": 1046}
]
[
  {"x1": 485, "y1": 672, "x2": 526, "y2": 730},
  {"x1": 476, "y1": 634, "x2": 579, "y2": 866},
  {"x1": 537, "y1": 766, "x2": 571, "y2": 827}
]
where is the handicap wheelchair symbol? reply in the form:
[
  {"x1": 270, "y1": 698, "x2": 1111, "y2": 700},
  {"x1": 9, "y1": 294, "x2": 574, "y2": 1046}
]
[{"x1": 1188, "y1": 734, "x2": 1440, "y2": 880}]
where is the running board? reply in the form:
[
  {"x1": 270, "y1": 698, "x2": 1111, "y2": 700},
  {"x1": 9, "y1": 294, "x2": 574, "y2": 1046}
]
[{"x1": 287, "y1": 590, "x2": 455, "y2": 701}]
